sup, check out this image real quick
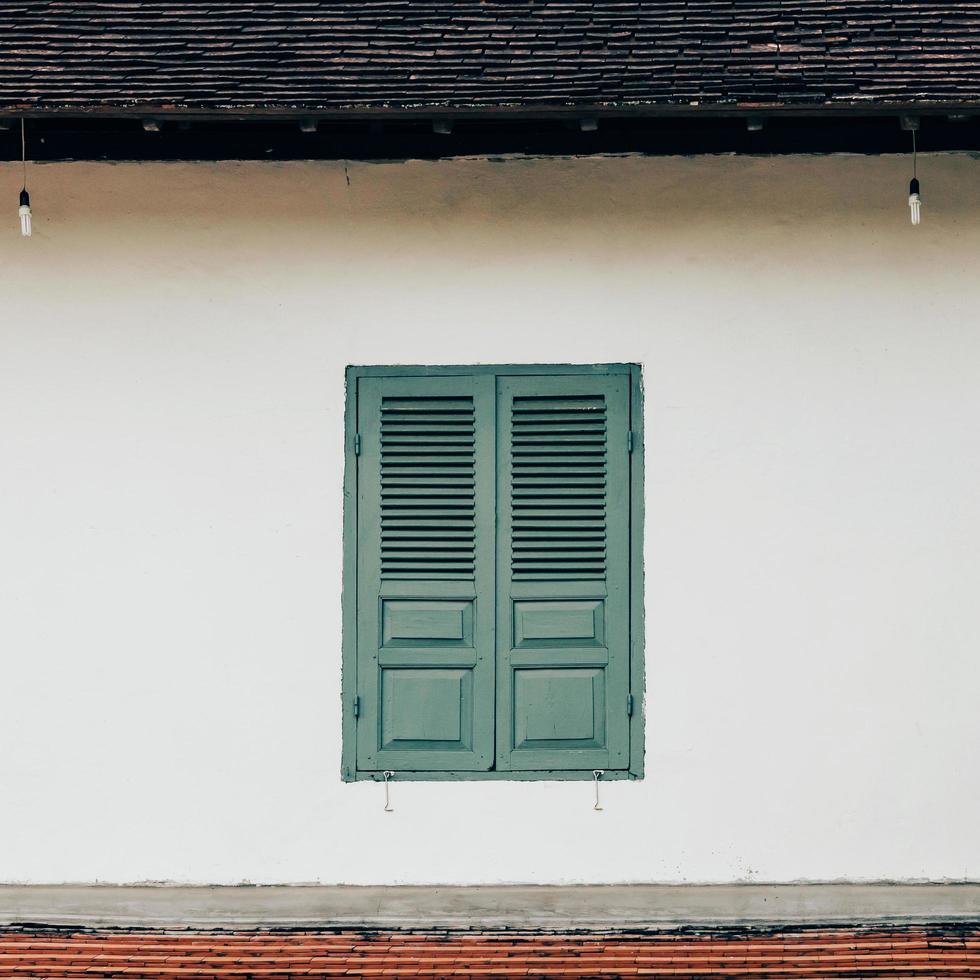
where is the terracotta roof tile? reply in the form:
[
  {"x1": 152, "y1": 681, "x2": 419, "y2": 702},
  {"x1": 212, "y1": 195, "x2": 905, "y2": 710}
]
[
  {"x1": 3, "y1": 2, "x2": 980, "y2": 113},
  {"x1": 0, "y1": 926, "x2": 978, "y2": 978}
]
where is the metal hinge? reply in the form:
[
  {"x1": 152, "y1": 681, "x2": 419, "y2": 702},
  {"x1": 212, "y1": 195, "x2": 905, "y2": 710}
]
[
  {"x1": 627, "y1": 693, "x2": 634, "y2": 716},
  {"x1": 353, "y1": 433, "x2": 361, "y2": 456},
  {"x1": 352, "y1": 696, "x2": 361, "y2": 718},
  {"x1": 627, "y1": 430, "x2": 634, "y2": 453}
]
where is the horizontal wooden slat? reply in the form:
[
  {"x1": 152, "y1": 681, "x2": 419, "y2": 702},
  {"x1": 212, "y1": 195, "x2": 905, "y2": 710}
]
[
  {"x1": 510, "y1": 393, "x2": 608, "y2": 582},
  {"x1": 383, "y1": 530, "x2": 475, "y2": 538},
  {"x1": 513, "y1": 533, "x2": 605, "y2": 541},
  {"x1": 381, "y1": 395, "x2": 476, "y2": 579},
  {"x1": 383, "y1": 517, "x2": 474, "y2": 524}
]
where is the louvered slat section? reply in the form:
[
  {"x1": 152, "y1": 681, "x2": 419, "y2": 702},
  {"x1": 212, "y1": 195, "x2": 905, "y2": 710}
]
[
  {"x1": 511, "y1": 395, "x2": 607, "y2": 580},
  {"x1": 381, "y1": 396, "x2": 475, "y2": 579}
]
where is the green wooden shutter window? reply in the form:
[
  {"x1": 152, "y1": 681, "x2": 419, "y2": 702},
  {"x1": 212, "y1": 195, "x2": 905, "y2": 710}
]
[
  {"x1": 355, "y1": 375, "x2": 496, "y2": 772},
  {"x1": 349, "y1": 366, "x2": 639, "y2": 779},
  {"x1": 495, "y1": 375, "x2": 631, "y2": 772}
]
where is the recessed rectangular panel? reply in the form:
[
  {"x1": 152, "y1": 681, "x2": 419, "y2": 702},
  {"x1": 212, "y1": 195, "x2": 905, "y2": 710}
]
[
  {"x1": 380, "y1": 668, "x2": 473, "y2": 752},
  {"x1": 513, "y1": 599, "x2": 604, "y2": 648},
  {"x1": 382, "y1": 600, "x2": 473, "y2": 648},
  {"x1": 513, "y1": 668, "x2": 606, "y2": 751}
]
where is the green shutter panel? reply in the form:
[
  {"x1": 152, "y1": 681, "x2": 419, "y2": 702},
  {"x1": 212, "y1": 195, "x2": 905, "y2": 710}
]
[
  {"x1": 355, "y1": 375, "x2": 495, "y2": 771},
  {"x1": 495, "y1": 374, "x2": 631, "y2": 771}
]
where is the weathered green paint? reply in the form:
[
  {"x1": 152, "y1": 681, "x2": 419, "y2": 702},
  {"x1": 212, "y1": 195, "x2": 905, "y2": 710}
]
[
  {"x1": 354, "y1": 375, "x2": 495, "y2": 771},
  {"x1": 627, "y1": 363, "x2": 646, "y2": 780},
  {"x1": 353, "y1": 768, "x2": 635, "y2": 782},
  {"x1": 349, "y1": 364, "x2": 633, "y2": 379},
  {"x1": 341, "y1": 370, "x2": 359, "y2": 782},
  {"x1": 341, "y1": 364, "x2": 644, "y2": 782},
  {"x1": 495, "y1": 375, "x2": 631, "y2": 772}
]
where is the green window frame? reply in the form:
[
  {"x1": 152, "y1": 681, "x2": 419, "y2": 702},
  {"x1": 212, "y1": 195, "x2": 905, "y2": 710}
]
[{"x1": 342, "y1": 364, "x2": 644, "y2": 781}]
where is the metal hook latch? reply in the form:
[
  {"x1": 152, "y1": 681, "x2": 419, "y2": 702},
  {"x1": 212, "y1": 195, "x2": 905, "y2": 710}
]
[
  {"x1": 592, "y1": 769, "x2": 604, "y2": 811},
  {"x1": 383, "y1": 770, "x2": 394, "y2": 812}
]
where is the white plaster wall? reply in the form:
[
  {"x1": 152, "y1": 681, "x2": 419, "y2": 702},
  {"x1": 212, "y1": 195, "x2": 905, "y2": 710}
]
[{"x1": 0, "y1": 154, "x2": 978, "y2": 885}]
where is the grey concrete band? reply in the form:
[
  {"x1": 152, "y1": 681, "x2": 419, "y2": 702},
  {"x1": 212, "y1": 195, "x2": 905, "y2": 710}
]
[{"x1": 0, "y1": 884, "x2": 978, "y2": 930}]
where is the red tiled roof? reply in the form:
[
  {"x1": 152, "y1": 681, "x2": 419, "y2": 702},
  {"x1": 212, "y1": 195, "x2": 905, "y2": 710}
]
[
  {"x1": 0, "y1": 926, "x2": 978, "y2": 978},
  {"x1": 3, "y1": 3, "x2": 980, "y2": 114}
]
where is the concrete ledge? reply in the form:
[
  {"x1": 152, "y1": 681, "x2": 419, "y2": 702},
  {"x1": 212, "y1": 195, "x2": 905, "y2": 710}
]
[{"x1": 0, "y1": 884, "x2": 978, "y2": 930}]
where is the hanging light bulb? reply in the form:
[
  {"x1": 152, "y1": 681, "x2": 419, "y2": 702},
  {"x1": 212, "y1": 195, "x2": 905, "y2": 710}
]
[
  {"x1": 18, "y1": 118, "x2": 32, "y2": 237},
  {"x1": 908, "y1": 126, "x2": 921, "y2": 227},
  {"x1": 19, "y1": 188, "x2": 32, "y2": 237},
  {"x1": 909, "y1": 177, "x2": 921, "y2": 226}
]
